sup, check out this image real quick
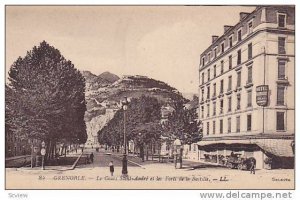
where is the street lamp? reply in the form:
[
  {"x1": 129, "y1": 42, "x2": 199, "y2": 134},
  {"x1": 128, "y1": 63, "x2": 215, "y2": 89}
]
[{"x1": 121, "y1": 96, "x2": 130, "y2": 177}]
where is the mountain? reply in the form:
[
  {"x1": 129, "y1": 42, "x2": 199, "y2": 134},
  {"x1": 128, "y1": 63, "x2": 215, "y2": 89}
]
[
  {"x1": 81, "y1": 71, "x2": 186, "y2": 146},
  {"x1": 98, "y1": 71, "x2": 120, "y2": 83},
  {"x1": 81, "y1": 71, "x2": 120, "y2": 91}
]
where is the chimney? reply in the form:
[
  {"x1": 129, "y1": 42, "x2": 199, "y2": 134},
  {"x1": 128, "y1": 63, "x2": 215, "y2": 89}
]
[
  {"x1": 224, "y1": 25, "x2": 233, "y2": 33},
  {"x1": 212, "y1": 35, "x2": 219, "y2": 43},
  {"x1": 240, "y1": 12, "x2": 250, "y2": 21}
]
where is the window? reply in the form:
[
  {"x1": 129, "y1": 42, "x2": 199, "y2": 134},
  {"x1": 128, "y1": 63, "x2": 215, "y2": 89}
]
[
  {"x1": 278, "y1": 13, "x2": 286, "y2": 28},
  {"x1": 201, "y1": 106, "x2": 204, "y2": 118},
  {"x1": 236, "y1": 116, "x2": 241, "y2": 132},
  {"x1": 228, "y1": 96, "x2": 232, "y2": 112},
  {"x1": 208, "y1": 53, "x2": 211, "y2": 62},
  {"x1": 228, "y1": 76, "x2": 232, "y2": 91},
  {"x1": 237, "y1": 71, "x2": 241, "y2": 88},
  {"x1": 229, "y1": 36, "x2": 233, "y2": 48},
  {"x1": 207, "y1": 86, "x2": 210, "y2": 99},
  {"x1": 238, "y1": 29, "x2": 242, "y2": 42},
  {"x1": 207, "y1": 122, "x2": 210, "y2": 135},
  {"x1": 278, "y1": 60, "x2": 286, "y2": 80},
  {"x1": 202, "y1": 57, "x2": 205, "y2": 66},
  {"x1": 214, "y1": 48, "x2": 217, "y2": 58},
  {"x1": 202, "y1": 72, "x2": 204, "y2": 84},
  {"x1": 207, "y1": 104, "x2": 210, "y2": 117},
  {"x1": 228, "y1": 118, "x2": 231, "y2": 133},
  {"x1": 220, "y1": 80, "x2": 224, "y2": 94},
  {"x1": 229, "y1": 55, "x2": 232, "y2": 69},
  {"x1": 247, "y1": 66, "x2": 252, "y2": 84},
  {"x1": 277, "y1": 86, "x2": 285, "y2": 105},
  {"x1": 248, "y1": 43, "x2": 252, "y2": 60},
  {"x1": 220, "y1": 119, "x2": 223, "y2": 134},
  {"x1": 237, "y1": 93, "x2": 241, "y2": 110},
  {"x1": 237, "y1": 49, "x2": 242, "y2": 65},
  {"x1": 247, "y1": 114, "x2": 252, "y2": 131},
  {"x1": 220, "y1": 99, "x2": 224, "y2": 114},
  {"x1": 213, "y1": 101, "x2": 216, "y2": 116},
  {"x1": 213, "y1": 121, "x2": 216, "y2": 134},
  {"x1": 276, "y1": 112, "x2": 285, "y2": 131},
  {"x1": 208, "y1": 69, "x2": 210, "y2": 81},
  {"x1": 201, "y1": 88, "x2": 204, "y2": 101},
  {"x1": 213, "y1": 83, "x2": 216, "y2": 97},
  {"x1": 221, "y1": 60, "x2": 224, "y2": 74},
  {"x1": 248, "y1": 21, "x2": 253, "y2": 33},
  {"x1": 247, "y1": 90, "x2": 252, "y2": 107},
  {"x1": 278, "y1": 37, "x2": 286, "y2": 54},
  {"x1": 221, "y1": 43, "x2": 225, "y2": 53},
  {"x1": 212, "y1": 66, "x2": 216, "y2": 78}
]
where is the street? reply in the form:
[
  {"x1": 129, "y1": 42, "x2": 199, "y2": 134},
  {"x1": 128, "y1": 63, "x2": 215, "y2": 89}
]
[
  {"x1": 78, "y1": 148, "x2": 141, "y2": 168},
  {"x1": 5, "y1": 148, "x2": 294, "y2": 189}
]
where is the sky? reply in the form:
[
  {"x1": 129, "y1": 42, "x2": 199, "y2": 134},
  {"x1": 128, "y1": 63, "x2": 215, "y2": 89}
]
[{"x1": 6, "y1": 6, "x2": 256, "y2": 93}]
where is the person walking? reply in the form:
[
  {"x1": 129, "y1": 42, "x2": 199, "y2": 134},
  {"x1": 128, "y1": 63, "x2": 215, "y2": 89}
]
[
  {"x1": 90, "y1": 152, "x2": 94, "y2": 163},
  {"x1": 250, "y1": 159, "x2": 256, "y2": 174},
  {"x1": 109, "y1": 161, "x2": 114, "y2": 176}
]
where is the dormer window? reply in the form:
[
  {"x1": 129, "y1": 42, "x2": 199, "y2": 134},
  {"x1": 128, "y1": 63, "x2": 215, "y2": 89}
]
[
  {"x1": 248, "y1": 20, "x2": 253, "y2": 34},
  {"x1": 221, "y1": 42, "x2": 225, "y2": 53},
  {"x1": 238, "y1": 29, "x2": 242, "y2": 42},
  {"x1": 214, "y1": 47, "x2": 218, "y2": 58},
  {"x1": 229, "y1": 35, "x2": 233, "y2": 48},
  {"x1": 278, "y1": 13, "x2": 286, "y2": 28}
]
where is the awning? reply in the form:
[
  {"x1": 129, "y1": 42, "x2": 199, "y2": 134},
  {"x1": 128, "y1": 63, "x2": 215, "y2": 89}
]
[
  {"x1": 256, "y1": 139, "x2": 294, "y2": 157},
  {"x1": 197, "y1": 138, "x2": 294, "y2": 157},
  {"x1": 197, "y1": 139, "x2": 254, "y2": 146}
]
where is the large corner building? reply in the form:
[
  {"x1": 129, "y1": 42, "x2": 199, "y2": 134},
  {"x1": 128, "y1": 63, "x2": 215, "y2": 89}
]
[{"x1": 197, "y1": 6, "x2": 294, "y2": 169}]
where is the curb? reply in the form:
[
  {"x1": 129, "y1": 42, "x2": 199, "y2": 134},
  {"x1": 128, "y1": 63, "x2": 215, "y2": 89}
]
[
  {"x1": 111, "y1": 154, "x2": 146, "y2": 169},
  {"x1": 15, "y1": 153, "x2": 83, "y2": 171}
]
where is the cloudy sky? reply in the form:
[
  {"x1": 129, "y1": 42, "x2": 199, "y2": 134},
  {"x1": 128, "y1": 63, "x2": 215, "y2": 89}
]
[{"x1": 6, "y1": 6, "x2": 256, "y2": 93}]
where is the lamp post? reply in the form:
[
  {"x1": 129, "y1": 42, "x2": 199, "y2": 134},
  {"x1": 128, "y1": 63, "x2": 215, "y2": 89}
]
[{"x1": 121, "y1": 96, "x2": 130, "y2": 177}]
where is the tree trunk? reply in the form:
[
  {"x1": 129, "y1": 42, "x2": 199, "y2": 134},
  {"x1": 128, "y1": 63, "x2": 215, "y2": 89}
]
[
  {"x1": 151, "y1": 142, "x2": 154, "y2": 161},
  {"x1": 146, "y1": 144, "x2": 149, "y2": 161}
]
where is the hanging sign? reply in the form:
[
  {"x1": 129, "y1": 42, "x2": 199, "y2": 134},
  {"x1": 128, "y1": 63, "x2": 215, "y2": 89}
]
[{"x1": 256, "y1": 85, "x2": 269, "y2": 106}]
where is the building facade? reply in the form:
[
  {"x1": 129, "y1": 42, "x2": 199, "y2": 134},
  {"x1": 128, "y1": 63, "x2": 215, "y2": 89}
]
[{"x1": 197, "y1": 6, "x2": 294, "y2": 169}]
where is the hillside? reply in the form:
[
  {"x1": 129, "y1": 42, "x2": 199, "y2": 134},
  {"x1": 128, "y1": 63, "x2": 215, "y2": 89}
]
[
  {"x1": 82, "y1": 70, "x2": 120, "y2": 91},
  {"x1": 81, "y1": 71, "x2": 186, "y2": 146}
]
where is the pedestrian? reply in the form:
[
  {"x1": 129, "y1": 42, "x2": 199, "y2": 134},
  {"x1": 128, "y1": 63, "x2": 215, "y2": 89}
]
[
  {"x1": 90, "y1": 152, "x2": 94, "y2": 163},
  {"x1": 109, "y1": 161, "x2": 114, "y2": 176},
  {"x1": 250, "y1": 159, "x2": 256, "y2": 174}
]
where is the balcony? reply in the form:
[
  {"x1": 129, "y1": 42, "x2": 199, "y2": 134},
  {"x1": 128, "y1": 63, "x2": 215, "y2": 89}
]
[
  {"x1": 234, "y1": 86, "x2": 242, "y2": 92},
  {"x1": 276, "y1": 77, "x2": 289, "y2": 85},
  {"x1": 211, "y1": 94, "x2": 217, "y2": 100},
  {"x1": 244, "y1": 80, "x2": 253, "y2": 88},
  {"x1": 226, "y1": 89, "x2": 232, "y2": 95}
]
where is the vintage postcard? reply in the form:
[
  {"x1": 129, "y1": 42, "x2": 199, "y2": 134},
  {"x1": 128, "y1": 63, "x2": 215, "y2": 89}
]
[{"x1": 5, "y1": 5, "x2": 295, "y2": 190}]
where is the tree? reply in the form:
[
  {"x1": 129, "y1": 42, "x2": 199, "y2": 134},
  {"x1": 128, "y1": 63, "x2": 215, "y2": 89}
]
[
  {"x1": 97, "y1": 95, "x2": 162, "y2": 152},
  {"x1": 7, "y1": 41, "x2": 87, "y2": 159},
  {"x1": 163, "y1": 100, "x2": 202, "y2": 145}
]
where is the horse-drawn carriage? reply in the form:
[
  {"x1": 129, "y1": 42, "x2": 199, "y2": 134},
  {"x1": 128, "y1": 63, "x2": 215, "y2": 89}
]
[{"x1": 225, "y1": 153, "x2": 256, "y2": 170}]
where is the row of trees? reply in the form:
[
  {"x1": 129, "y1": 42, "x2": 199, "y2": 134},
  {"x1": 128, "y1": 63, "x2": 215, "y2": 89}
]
[
  {"x1": 97, "y1": 95, "x2": 202, "y2": 158},
  {"x1": 6, "y1": 41, "x2": 87, "y2": 159}
]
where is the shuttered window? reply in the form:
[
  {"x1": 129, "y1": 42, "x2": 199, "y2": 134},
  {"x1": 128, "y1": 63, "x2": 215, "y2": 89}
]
[
  {"x1": 278, "y1": 60, "x2": 286, "y2": 80},
  {"x1": 278, "y1": 37, "x2": 286, "y2": 54},
  {"x1": 277, "y1": 86, "x2": 285, "y2": 105},
  {"x1": 236, "y1": 116, "x2": 240, "y2": 132},
  {"x1": 276, "y1": 112, "x2": 285, "y2": 131}
]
